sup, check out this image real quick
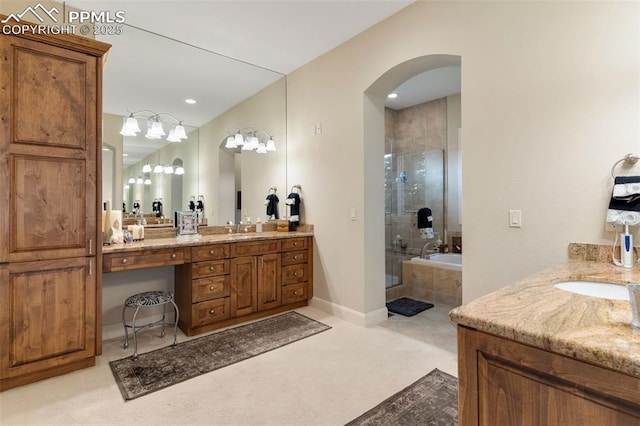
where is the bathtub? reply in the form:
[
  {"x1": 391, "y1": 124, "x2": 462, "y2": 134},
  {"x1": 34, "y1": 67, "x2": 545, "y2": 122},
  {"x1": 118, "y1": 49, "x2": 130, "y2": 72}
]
[{"x1": 410, "y1": 253, "x2": 462, "y2": 272}]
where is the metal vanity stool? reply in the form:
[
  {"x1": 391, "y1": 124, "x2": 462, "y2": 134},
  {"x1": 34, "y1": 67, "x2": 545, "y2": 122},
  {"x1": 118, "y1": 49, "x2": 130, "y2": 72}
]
[{"x1": 121, "y1": 290, "x2": 179, "y2": 361}]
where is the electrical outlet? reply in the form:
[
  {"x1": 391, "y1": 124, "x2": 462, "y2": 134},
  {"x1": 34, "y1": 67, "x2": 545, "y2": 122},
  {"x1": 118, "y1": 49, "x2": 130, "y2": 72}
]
[{"x1": 606, "y1": 222, "x2": 621, "y2": 232}]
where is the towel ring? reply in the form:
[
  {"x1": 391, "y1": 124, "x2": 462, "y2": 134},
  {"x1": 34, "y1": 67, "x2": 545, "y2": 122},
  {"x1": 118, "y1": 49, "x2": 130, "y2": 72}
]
[{"x1": 611, "y1": 153, "x2": 640, "y2": 178}]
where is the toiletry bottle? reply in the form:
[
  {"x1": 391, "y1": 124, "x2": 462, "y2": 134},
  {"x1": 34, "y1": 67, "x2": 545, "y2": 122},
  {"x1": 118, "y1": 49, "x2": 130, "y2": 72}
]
[{"x1": 256, "y1": 218, "x2": 263, "y2": 233}]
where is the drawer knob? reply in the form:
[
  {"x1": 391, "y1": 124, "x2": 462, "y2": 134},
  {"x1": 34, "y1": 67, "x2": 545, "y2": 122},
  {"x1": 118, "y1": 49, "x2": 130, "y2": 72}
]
[
  {"x1": 209, "y1": 286, "x2": 215, "y2": 291},
  {"x1": 293, "y1": 255, "x2": 298, "y2": 260},
  {"x1": 293, "y1": 242, "x2": 298, "y2": 246},
  {"x1": 209, "y1": 249, "x2": 214, "y2": 255},
  {"x1": 121, "y1": 258, "x2": 128, "y2": 264},
  {"x1": 293, "y1": 272, "x2": 298, "y2": 276},
  {"x1": 171, "y1": 253, "x2": 177, "y2": 259},
  {"x1": 209, "y1": 266, "x2": 215, "y2": 271},
  {"x1": 209, "y1": 309, "x2": 215, "y2": 314},
  {"x1": 293, "y1": 291, "x2": 299, "y2": 296}
]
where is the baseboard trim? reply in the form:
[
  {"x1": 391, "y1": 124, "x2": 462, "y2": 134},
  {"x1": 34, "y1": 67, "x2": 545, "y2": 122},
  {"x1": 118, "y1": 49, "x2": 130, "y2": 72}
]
[{"x1": 309, "y1": 297, "x2": 388, "y2": 327}]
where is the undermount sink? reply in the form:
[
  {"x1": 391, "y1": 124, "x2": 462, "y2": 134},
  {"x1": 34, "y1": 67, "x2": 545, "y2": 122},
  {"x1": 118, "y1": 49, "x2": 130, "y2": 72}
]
[{"x1": 554, "y1": 281, "x2": 630, "y2": 301}]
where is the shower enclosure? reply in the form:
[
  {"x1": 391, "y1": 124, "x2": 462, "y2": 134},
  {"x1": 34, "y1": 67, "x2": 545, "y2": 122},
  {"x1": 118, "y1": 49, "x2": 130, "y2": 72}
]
[{"x1": 384, "y1": 140, "x2": 444, "y2": 288}]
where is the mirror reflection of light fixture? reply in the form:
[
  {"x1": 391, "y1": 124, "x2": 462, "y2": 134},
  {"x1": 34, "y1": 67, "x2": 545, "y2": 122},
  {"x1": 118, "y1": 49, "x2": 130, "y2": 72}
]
[
  {"x1": 136, "y1": 176, "x2": 143, "y2": 184},
  {"x1": 119, "y1": 110, "x2": 189, "y2": 142},
  {"x1": 128, "y1": 177, "x2": 136, "y2": 184},
  {"x1": 144, "y1": 177, "x2": 152, "y2": 185},
  {"x1": 175, "y1": 166, "x2": 185, "y2": 175},
  {"x1": 153, "y1": 164, "x2": 164, "y2": 173},
  {"x1": 226, "y1": 128, "x2": 275, "y2": 153},
  {"x1": 141, "y1": 164, "x2": 152, "y2": 173},
  {"x1": 164, "y1": 166, "x2": 174, "y2": 174}
]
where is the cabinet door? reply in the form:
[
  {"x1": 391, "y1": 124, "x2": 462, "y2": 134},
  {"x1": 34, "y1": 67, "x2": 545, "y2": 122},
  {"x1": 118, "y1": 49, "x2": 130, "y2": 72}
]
[
  {"x1": 0, "y1": 258, "x2": 96, "y2": 381},
  {"x1": 257, "y1": 253, "x2": 281, "y2": 311},
  {"x1": 0, "y1": 35, "x2": 98, "y2": 263},
  {"x1": 230, "y1": 256, "x2": 257, "y2": 317}
]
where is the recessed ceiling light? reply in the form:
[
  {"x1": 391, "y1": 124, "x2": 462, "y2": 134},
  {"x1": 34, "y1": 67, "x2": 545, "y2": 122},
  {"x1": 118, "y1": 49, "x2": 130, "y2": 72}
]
[
  {"x1": 387, "y1": 93, "x2": 398, "y2": 99},
  {"x1": 185, "y1": 99, "x2": 196, "y2": 104},
  {"x1": 102, "y1": 147, "x2": 109, "y2": 151},
  {"x1": 123, "y1": 153, "x2": 129, "y2": 157}
]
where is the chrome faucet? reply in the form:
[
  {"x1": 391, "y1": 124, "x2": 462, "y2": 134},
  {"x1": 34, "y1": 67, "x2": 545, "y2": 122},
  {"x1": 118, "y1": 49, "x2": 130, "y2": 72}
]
[
  {"x1": 420, "y1": 233, "x2": 441, "y2": 258},
  {"x1": 236, "y1": 222, "x2": 243, "y2": 234}
]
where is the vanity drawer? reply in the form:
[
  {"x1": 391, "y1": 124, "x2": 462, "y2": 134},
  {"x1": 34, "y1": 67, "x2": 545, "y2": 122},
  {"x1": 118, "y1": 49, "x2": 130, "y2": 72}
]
[
  {"x1": 230, "y1": 240, "x2": 280, "y2": 257},
  {"x1": 281, "y1": 237, "x2": 307, "y2": 252},
  {"x1": 192, "y1": 276, "x2": 230, "y2": 303},
  {"x1": 192, "y1": 244, "x2": 230, "y2": 262},
  {"x1": 191, "y1": 298, "x2": 230, "y2": 327},
  {"x1": 192, "y1": 260, "x2": 229, "y2": 279},
  {"x1": 282, "y1": 283, "x2": 308, "y2": 305},
  {"x1": 282, "y1": 264, "x2": 308, "y2": 285},
  {"x1": 104, "y1": 248, "x2": 188, "y2": 272},
  {"x1": 281, "y1": 250, "x2": 308, "y2": 266}
]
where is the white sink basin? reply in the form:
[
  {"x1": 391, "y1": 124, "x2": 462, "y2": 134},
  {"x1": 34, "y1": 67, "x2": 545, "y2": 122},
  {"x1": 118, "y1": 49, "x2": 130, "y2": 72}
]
[{"x1": 554, "y1": 281, "x2": 630, "y2": 301}]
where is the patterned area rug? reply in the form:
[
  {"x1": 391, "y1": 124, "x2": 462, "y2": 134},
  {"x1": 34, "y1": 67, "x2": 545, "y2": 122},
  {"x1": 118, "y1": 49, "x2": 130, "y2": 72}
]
[
  {"x1": 345, "y1": 369, "x2": 458, "y2": 425},
  {"x1": 109, "y1": 311, "x2": 331, "y2": 400}
]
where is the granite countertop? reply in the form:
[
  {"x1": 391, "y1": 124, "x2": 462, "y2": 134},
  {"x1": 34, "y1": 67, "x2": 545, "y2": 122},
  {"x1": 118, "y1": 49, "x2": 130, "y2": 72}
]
[
  {"x1": 102, "y1": 231, "x2": 314, "y2": 254},
  {"x1": 449, "y1": 260, "x2": 640, "y2": 378}
]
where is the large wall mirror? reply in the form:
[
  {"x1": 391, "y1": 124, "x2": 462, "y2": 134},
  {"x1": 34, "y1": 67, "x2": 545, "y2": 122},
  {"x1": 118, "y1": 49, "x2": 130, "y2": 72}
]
[{"x1": 100, "y1": 24, "x2": 287, "y2": 226}]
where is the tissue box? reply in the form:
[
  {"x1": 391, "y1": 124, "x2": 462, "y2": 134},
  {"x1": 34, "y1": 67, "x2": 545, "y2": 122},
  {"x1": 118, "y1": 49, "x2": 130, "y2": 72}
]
[
  {"x1": 276, "y1": 220, "x2": 289, "y2": 232},
  {"x1": 127, "y1": 225, "x2": 144, "y2": 241}
]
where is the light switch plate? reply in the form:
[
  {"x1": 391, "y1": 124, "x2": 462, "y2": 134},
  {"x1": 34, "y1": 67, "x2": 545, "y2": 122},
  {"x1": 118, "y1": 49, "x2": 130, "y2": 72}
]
[{"x1": 509, "y1": 209, "x2": 522, "y2": 228}]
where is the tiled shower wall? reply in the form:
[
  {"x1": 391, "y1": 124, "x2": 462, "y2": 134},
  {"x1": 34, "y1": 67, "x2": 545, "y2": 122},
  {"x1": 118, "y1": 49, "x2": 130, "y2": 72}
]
[{"x1": 385, "y1": 98, "x2": 447, "y2": 267}]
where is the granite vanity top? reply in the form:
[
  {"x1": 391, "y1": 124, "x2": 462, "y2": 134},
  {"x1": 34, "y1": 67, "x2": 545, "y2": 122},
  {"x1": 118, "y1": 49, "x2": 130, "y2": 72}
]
[
  {"x1": 449, "y1": 260, "x2": 640, "y2": 378},
  {"x1": 102, "y1": 230, "x2": 314, "y2": 254}
]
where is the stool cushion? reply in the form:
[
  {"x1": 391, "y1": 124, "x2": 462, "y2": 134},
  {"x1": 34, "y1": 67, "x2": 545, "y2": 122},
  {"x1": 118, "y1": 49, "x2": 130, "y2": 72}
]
[{"x1": 125, "y1": 291, "x2": 174, "y2": 307}]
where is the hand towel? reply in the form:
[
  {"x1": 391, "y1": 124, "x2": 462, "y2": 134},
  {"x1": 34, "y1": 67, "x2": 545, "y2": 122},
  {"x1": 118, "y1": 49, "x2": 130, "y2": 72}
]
[{"x1": 607, "y1": 176, "x2": 640, "y2": 225}]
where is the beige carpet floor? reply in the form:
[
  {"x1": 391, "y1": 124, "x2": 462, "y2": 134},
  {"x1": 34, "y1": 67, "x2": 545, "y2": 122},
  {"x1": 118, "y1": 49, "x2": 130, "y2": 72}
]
[{"x1": 0, "y1": 306, "x2": 458, "y2": 425}]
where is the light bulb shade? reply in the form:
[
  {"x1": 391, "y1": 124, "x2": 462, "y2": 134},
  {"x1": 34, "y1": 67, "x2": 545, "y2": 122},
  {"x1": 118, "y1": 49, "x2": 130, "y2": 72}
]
[
  {"x1": 144, "y1": 178, "x2": 152, "y2": 185},
  {"x1": 153, "y1": 164, "x2": 164, "y2": 173},
  {"x1": 166, "y1": 128, "x2": 181, "y2": 143},
  {"x1": 164, "y1": 166, "x2": 174, "y2": 174},
  {"x1": 145, "y1": 121, "x2": 165, "y2": 139},
  {"x1": 173, "y1": 125, "x2": 188, "y2": 140},
  {"x1": 225, "y1": 135, "x2": 237, "y2": 149},
  {"x1": 141, "y1": 164, "x2": 152, "y2": 173},
  {"x1": 120, "y1": 116, "x2": 141, "y2": 135},
  {"x1": 256, "y1": 142, "x2": 267, "y2": 154},
  {"x1": 249, "y1": 135, "x2": 260, "y2": 150},
  {"x1": 136, "y1": 177, "x2": 143, "y2": 184},
  {"x1": 175, "y1": 166, "x2": 185, "y2": 175},
  {"x1": 127, "y1": 177, "x2": 135, "y2": 184},
  {"x1": 242, "y1": 140, "x2": 254, "y2": 151},
  {"x1": 266, "y1": 138, "x2": 276, "y2": 151},
  {"x1": 234, "y1": 133, "x2": 244, "y2": 146}
]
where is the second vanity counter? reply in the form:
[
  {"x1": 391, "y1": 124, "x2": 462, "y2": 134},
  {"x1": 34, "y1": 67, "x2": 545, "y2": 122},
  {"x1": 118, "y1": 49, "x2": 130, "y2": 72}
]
[{"x1": 449, "y1": 260, "x2": 640, "y2": 377}]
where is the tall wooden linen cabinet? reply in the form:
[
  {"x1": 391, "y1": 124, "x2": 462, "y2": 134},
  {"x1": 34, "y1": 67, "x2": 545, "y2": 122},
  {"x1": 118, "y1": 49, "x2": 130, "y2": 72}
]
[{"x1": 0, "y1": 25, "x2": 111, "y2": 390}]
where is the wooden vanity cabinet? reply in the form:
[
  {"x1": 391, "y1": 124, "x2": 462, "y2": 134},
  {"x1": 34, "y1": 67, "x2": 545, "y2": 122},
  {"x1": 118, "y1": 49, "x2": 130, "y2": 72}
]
[
  {"x1": 230, "y1": 241, "x2": 281, "y2": 316},
  {"x1": 174, "y1": 244, "x2": 231, "y2": 333},
  {"x1": 175, "y1": 236, "x2": 313, "y2": 336},
  {"x1": 457, "y1": 326, "x2": 640, "y2": 425},
  {"x1": 0, "y1": 28, "x2": 110, "y2": 390}
]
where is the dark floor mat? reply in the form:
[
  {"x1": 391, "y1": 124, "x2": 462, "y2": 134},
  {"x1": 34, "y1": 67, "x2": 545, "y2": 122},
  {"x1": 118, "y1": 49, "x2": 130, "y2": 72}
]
[{"x1": 386, "y1": 297, "x2": 434, "y2": 317}]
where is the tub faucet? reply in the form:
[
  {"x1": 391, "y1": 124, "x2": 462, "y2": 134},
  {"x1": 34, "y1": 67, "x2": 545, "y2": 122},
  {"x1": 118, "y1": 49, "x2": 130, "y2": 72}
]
[{"x1": 420, "y1": 241, "x2": 440, "y2": 258}]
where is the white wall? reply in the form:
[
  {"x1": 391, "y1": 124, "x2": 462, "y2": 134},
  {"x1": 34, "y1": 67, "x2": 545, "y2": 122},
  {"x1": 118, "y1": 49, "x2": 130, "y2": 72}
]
[{"x1": 287, "y1": 1, "x2": 639, "y2": 322}]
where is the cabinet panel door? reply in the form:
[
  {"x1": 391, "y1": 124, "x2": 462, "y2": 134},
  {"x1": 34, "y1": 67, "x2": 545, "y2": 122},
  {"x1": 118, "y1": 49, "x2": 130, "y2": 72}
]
[
  {"x1": 258, "y1": 253, "x2": 281, "y2": 311},
  {"x1": 0, "y1": 35, "x2": 97, "y2": 263},
  {"x1": 0, "y1": 258, "x2": 96, "y2": 380},
  {"x1": 230, "y1": 256, "x2": 257, "y2": 317}
]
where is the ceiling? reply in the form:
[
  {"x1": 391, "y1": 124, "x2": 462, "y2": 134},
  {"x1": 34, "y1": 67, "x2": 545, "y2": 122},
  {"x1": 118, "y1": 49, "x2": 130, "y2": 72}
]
[
  {"x1": 61, "y1": 1, "x2": 459, "y2": 164},
  {"x1": 66, "y1": 1, "x2": 416, "y2": 123}
]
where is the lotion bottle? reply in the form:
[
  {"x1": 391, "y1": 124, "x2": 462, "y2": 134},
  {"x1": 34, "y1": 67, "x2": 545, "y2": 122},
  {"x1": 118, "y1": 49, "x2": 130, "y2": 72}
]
[{"x1": 256, "y1": 218, "x2": 263, "y2": 233}]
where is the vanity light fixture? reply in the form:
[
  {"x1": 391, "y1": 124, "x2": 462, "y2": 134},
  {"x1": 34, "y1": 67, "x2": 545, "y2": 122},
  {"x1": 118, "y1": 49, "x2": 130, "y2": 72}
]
[
  {"x1": 144, "y1": 177, "x2": 152, "y2": 185},
  {"x1": 153, "y1": 164, "x2": 164, "y2": 174},
  {"x1": 128, "y1": 177, "x2": 136, "y2": 184},
  {"x1": 225, "y1": 128, "x2": 276, "y2": 153},
  {"x1": 120, "y1": 110, "x2": 189, "y2": 143},
  {"x1": 136, "y1": 177, "x2": 143, "y2": 185},
  {"x1": 164, "y1": 166, "x2": 174, "y2": 174},
  {"x1": 175, "y1": 166, "x2": 185, "y2": 175},
  {"x1": 141, "y1": 164, "x2": 152, "y2": 173}
]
